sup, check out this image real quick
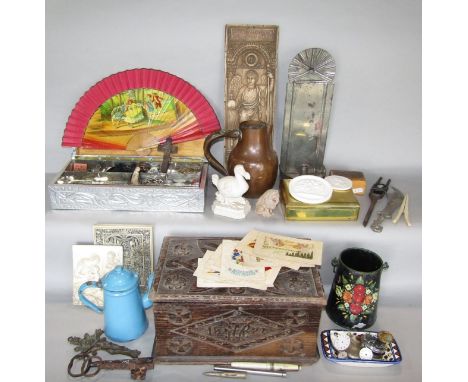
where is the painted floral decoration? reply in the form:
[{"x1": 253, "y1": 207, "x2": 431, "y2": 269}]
[{"x1": 334, "y1": 272, "x2": 379, "y2": 324}]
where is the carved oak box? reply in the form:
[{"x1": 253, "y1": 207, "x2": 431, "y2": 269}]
[{"x1": 150, "y1": 237, "x2": 327, "y2": 364}]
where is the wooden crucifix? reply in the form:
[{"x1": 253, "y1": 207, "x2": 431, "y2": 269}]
[{"x1": 157, "y1": 137, "x2": 178, "y2": 173}]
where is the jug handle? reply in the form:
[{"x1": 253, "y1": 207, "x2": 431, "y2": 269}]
[
  {"x1": 78, "y1": 281, "x2": 103, "y2": 314},
  {"x1": 331, "y1": 257, "x2": 339, "y2": 273},
  {"x1": 203, "y1": 129, "x2": 242, "y2": 175}
]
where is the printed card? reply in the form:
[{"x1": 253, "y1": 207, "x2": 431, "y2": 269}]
[
  {"x1": 239, "y1": 230, "x2": 299, "y2": 269},
  {"x1": 254, "y1": 231, "x2": 323, "y2": 267},
  {"x1": 193, "y1": 231, "x2": 322, "y2": 290},
  {"x1": 220, "y1": 240, "x2": 265, "y2": 282}
]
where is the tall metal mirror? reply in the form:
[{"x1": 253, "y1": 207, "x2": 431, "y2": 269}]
[{"x1": 280, "y1": 48, "x2": 336, "y2": 178}]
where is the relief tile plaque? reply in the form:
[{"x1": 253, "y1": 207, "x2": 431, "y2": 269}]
[{"x1": 93, "y1": 224, "x2": 153, "y2": 289}]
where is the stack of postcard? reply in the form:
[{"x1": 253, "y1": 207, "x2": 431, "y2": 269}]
[{"x1": 194, "y1": 230, "x2": 323, "y2": 290}]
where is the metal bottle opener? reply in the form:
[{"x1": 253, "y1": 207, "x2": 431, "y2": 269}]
[{"x1": 370, "y1": 187, "x2": 404, "y2": 232}]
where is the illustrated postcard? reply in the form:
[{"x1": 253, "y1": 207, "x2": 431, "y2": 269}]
[
  {"x1": 220, "y1": 240, "x2": 267, "y2": 289},
  {"x1": 253, "y1": 231, "x2": 323, "y2": 267}
]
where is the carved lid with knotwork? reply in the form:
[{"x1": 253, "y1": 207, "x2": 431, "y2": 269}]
[{"x1": 150, "y1": 237, "x2": 326, "y2": 305}]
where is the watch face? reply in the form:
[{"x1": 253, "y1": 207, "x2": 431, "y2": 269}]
[
  {"x1": 359, "y1": 347, "x2": 374, "y2": 360},
  {"x1": 331, "y1": 332, "x2": 351, "y2": 351}
]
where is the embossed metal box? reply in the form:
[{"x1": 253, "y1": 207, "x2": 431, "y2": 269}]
[
  {"x1": 150, "y1": 237, "x2": 326, "y2": 364},
  {"x1": 48, "y1": 149, "x2": 208, "y2": 212}
]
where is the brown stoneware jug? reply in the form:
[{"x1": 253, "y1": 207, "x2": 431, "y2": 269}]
[{"x1": 204, "y1": 120, "x2": 278, "y2": 198}]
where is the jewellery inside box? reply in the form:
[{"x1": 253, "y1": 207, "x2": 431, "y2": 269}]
[{"x1": 56, "y1": 156, "x2": 204, "y2": 188}]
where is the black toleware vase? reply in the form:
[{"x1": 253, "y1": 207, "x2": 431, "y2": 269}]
[{"x1": 326, "y1": 248, "x2": 389, "y2": 329}]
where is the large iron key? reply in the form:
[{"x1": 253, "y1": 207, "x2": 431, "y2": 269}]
[
  {"x1": 91, "y1": 356, "x2": 154, "y2": 380},
  {"x1": 68, "y1": 354, "x2": 154, "y2": 380}
]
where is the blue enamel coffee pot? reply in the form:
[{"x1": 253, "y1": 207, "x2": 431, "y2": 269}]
[{"x1": 79, "y1": 266, "x2": 155, "y2": 342}]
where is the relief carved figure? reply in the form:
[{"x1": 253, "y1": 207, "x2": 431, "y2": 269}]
[
  {"x1": 224, "y1": 25, "x2": 278, "y2": 164},
  {"x1": 227, "y1": 69, "x2": 274, "y2": 126}
]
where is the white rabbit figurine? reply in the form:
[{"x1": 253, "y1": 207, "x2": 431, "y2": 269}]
[{"x1": 211, "y1": 164, "x2": 251, "y2": 219}]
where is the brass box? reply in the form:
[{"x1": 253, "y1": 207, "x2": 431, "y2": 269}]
[{"x1": 280, "y1": 180, "x2": 360, "y2": 221}]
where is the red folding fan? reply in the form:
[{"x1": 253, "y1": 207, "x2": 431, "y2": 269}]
[{"x1": 62, "y1": 69, "x2": 220, "y2": 151}]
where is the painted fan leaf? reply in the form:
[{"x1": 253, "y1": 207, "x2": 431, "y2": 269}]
[{"x1": 62, "y1": 69, "x2": 220, "y2": 151}]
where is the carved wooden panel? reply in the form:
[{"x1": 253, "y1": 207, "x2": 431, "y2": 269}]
[
  {"x1": 224, "y1": 25, "x2": 279, "y2": 165},
  {"x1": 153, "y1": 304, "x2": 322, "y2": 364}
]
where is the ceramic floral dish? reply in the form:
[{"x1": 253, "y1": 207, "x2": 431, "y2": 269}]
[{"x1": 320, "y1": 329, "x2": 402, "y2": 367}]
